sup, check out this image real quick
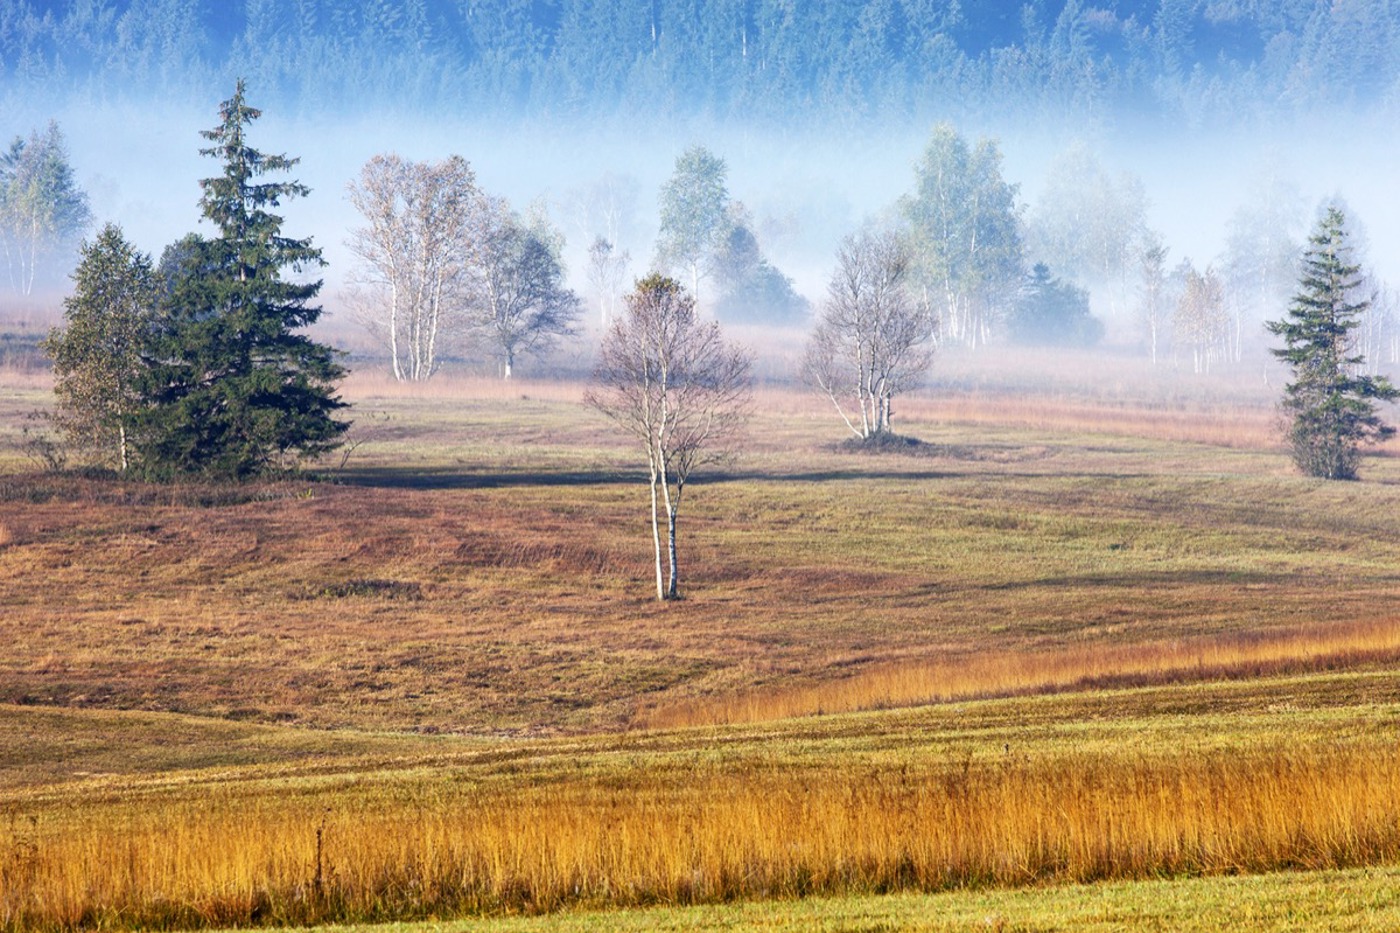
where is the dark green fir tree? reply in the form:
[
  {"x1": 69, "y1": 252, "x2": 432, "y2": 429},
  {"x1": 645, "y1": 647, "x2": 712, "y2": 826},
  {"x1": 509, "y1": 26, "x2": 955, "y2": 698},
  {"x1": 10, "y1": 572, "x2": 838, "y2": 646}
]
[
  {"x1": 137, "y1": 80, "x2": 349, "y2": 479},
  {"x1": 1266, "y1": 207, "x2": 1398, "y2": 480}
]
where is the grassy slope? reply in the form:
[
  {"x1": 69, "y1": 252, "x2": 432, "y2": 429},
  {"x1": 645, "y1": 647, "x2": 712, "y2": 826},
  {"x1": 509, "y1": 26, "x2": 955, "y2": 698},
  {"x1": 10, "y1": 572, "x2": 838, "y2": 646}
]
[
  {"x1": 5, "y1": 366, "x2": 1400, "y2": 929},
  {"x1": 326, "y1": 867, "x2": 1400, "y2": 932},
  {"x1": 2, "y1": 374, "x2": 1399, "y2": 735}
]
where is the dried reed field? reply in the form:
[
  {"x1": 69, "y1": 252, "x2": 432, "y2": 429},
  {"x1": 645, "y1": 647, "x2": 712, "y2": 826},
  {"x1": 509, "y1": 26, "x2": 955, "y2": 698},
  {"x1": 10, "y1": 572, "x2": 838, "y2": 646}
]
[{"x1": 3, "y1": 359, "x2": 1400, "y2": 931}]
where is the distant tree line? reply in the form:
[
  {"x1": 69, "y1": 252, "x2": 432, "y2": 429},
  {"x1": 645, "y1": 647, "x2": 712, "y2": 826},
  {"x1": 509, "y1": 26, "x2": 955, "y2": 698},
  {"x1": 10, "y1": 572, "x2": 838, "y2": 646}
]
[{"x1": 4, "y1": 0, "x2": 1399, "y2": 125}]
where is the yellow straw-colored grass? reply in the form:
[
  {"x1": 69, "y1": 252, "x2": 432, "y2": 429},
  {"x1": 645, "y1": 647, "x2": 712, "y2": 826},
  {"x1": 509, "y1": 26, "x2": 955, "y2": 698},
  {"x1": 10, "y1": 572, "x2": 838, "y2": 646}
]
[
  {"x1": 3, "y1": 740, "x2": 1399, "y2": 930},
  {"x1": 639, "y1": 617, "x2": 1400, "y2": 729}
]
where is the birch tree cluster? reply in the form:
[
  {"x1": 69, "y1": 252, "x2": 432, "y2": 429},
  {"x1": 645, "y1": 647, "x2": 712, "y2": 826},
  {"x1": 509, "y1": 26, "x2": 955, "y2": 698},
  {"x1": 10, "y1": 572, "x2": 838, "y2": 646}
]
[
  {"x1": 1173, "y1": 264, "x2": 1228, "y2": 374},
  {"x1": 347, "y1": 155, "x2": 579, "y2": 380},
  {"x1": 802, "y1": 230, "x2": 935, "y2": 441},
  {"x1": 900, "y1": 124, "x2": 1022, "y2": 350}
]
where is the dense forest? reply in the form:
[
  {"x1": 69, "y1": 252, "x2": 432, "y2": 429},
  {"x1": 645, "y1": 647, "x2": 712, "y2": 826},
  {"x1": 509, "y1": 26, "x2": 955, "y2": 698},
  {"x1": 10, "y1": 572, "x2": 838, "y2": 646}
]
[{"x1": 3, "y1": 0, "x2": 1398, "y2": 125}]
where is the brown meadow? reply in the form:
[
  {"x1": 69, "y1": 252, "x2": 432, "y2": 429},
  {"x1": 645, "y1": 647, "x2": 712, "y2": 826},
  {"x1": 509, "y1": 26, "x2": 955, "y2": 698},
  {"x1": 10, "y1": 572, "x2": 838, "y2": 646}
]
[
  {"x1": 4, "y1": 362, "x2": 1400, "y2": 930},
  {"x1": 639, "y1": 615, "x2": 1400, "y2": 728}
]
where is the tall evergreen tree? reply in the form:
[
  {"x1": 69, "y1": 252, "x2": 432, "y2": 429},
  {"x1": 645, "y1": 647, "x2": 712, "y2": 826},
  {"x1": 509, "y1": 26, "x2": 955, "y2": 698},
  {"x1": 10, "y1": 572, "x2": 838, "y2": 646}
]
[
  {"x1": 136, "y1": 80, "x2": 349, "y2": 480},
  {"x1": 1266, "y1": 207, "x2": 1398, "y2": 480}
]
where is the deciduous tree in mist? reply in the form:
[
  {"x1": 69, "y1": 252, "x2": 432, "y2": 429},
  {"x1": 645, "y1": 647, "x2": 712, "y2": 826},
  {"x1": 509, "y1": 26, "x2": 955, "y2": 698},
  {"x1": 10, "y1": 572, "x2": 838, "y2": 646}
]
[
  {"x1": 1220, "y1": 178, "x2": 1304, "y2": 365},
  {"x1": 1357, "y1": 277, "x2": 1400, "y2": 372},
  {"x1": 586, "y1": 274, "x2": 751, "y2": 601},
  {"x1": 347, "y1": 154, "x2": 484, "y2": 382},
  {"x1": 0, "y1": 121, "x2": 91, "y2": 296},
  {"x1": 587, "y1": 236, "x2": 631, "y2": 328},
  {"x1": 1267, "y1": 207, "x2": 1398, "y2": 480},
  {"x1": 561, "y1": 172, "x2": 639, "y2": 266},
  {"x1": 656, "y1": 146, "x2": 731, "y2": 302},
  {"x1": 1026, "y1": 143, "x2": 1149, "y2": 315},
  {"x1": 901, "y1": 124, "x2": 1022, "y2": 349},
  {"x1": 42, "y1": 224, "x2": 157, "y2": 472},
  {"x1": 1137, "y1": 235, "x2": 1170, "y2": 365},
  {"x1": 1173, "y1": 262, "x2": 1227, "y2": 374},
  {"x1": 802, "y1": 229, "x2": 935, "y2": 440},
  {"x1": 468, "y1": 200, "x2": 581, "y2": 378}
]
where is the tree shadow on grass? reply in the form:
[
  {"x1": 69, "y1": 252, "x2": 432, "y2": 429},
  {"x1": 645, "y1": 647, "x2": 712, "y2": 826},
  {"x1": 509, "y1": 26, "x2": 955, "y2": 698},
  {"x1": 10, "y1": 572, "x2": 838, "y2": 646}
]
[
  {"x1": 333, "y1": 464, "x2": 980, "y2": 490},
  {"x1": 981, "y1": 568, "x2": 1352, "y2": 591}
]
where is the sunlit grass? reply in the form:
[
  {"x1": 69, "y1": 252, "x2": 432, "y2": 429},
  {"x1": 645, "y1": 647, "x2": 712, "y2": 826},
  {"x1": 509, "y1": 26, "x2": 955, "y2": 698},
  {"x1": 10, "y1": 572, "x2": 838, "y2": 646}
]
[
  {"x1": 6, "y1": 364, "x2": 1400, "y2": 930},
  {"x1": 6, "y1": 668, "x2": 1400, "y2": 930},
  {"x1": 638, "y1": 616, "x2": 1400, "y2": 727},
  {"x1": 257, "y1": 866, "x2": 1400, "y2": 932}
]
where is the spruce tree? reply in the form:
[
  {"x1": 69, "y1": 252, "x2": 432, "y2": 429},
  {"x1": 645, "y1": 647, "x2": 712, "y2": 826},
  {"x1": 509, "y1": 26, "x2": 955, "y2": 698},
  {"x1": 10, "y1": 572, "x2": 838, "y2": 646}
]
[
  {"x1": 1266, "y1": 207, "x2": 1398, "y2": 480},
  {"x1": 137, "y1": 80, "x2": 349, "y2": 479}
]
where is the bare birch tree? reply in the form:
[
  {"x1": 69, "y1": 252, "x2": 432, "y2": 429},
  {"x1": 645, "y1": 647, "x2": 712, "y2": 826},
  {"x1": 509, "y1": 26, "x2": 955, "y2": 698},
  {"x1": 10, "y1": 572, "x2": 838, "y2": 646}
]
[
  {"x1": 585, "y1": 274, "x2": 751, "y2": 601},
  {"x1": 801, "y1": 230, "x2": 935, "y2": 440},
  {"x1": 346, "y1": 154, "x2": 482, "y2": 381}
]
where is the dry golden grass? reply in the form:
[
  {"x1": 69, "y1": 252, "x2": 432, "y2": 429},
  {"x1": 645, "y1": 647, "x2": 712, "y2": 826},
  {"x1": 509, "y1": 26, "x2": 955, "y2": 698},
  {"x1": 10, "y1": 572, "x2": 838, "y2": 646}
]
[
  {"x1": 914, "y1": 392, "x2": 1285, "y2": 449},
  {"x1": 6, "y1": 363, "x2": 1400, "y2": 930},
  {"x1": 8, "y1": 747, "x2": 1400, "y2": 928},
  {"x1": 639, "y1": 615, "x2": 1400, "y2": 728},
  {"x1": 3, "y1": 667, "x2": 1400, "y2": 931}
]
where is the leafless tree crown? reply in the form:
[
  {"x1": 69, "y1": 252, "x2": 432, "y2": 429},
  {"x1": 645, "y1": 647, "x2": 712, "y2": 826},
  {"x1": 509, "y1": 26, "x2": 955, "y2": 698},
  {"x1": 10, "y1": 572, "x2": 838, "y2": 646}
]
[
  {"x1": 802, "y1": 230, "x2": 936, "y2": 439},
  {"x1": 586, "y1": 274, "x2": 751, "y2": 599}
]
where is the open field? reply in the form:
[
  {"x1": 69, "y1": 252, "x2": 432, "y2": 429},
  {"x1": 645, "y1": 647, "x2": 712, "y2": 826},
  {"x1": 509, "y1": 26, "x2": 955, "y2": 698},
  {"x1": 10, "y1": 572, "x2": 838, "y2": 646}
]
[
  {"x1": 284, "y1": 866, "x2": 1400, "y2": 932},
  {"x1": 3, "y1": 354, "x2": 1400, "y2": 930},
  {"x1": 6, "y1": 669, "x2": 1400, "y2": 929}
]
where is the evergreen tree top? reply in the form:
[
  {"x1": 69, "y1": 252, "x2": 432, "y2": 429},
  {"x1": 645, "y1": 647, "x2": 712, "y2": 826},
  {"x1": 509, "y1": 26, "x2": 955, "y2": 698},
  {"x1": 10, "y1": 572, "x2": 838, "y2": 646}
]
[
  {"x1": 1268, "y1": 206, "x2": 1367, "y2": 370},
  {"x1": 198, "y1": 79, "x2": 313, "y2": 257}
]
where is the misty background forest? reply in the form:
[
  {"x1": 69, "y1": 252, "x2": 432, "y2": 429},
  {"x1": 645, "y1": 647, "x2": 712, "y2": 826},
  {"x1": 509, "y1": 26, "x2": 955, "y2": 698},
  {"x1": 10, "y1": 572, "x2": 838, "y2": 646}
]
[
  {"x1": 6, "y1": 0, "x2": 1399, "y2": 121},
  {"x1": 4, "y1": 0, "x2": 1400, "y2": 382}
]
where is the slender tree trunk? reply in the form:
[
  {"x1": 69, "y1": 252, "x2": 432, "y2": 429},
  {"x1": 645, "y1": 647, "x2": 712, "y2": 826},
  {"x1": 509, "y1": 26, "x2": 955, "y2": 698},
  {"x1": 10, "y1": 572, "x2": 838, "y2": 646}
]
[
  {"x1": 648, "y1": 464, "x2": 665, "y2": 601},
  {"x1": 666, "y1": 503, "x2": 679, "y2": 599},
  {"x1": 389, "y1": 277, "x2": 404, "y2": 382},
  {"x1": 23, "y1": 214, "x2": 38, "y2": 295},
  {"x1": 661, "y1": 476, "x2": 680, "y2": 599}
]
